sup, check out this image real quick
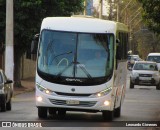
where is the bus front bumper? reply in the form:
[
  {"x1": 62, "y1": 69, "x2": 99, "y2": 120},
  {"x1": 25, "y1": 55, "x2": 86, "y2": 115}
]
[{"x1": 35, "y1": 90, "x2": 114, "y2": 111}]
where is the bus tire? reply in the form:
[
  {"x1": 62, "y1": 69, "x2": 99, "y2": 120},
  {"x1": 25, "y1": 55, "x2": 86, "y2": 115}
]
[
  {"x1": 114, "y1": 105, "x2": 121, "y2": 117},
  {"x1": 38, "y1": 107, "x2": 47, "y2": 118},
  {"x1": 156, "y1": 83, "x2": 160, "y2": 90},
  {"x1": 130, "y1": 81, "x2": 134, "y2": 89},
  {"x1": 6, "y1": 99, "x2": 12, "y2": 111},
  {"x1": 48, "y1": 108, "x2": 57, "y2": 115},
  {"x1": 102, "y1": 110, "x2": 113, "y2": 121},
  {"x1": 58, "y1": 110, "x2": 66, "y2": 118},
  {"x1": 1, "y1": 96, "x2": 6, "y2": 112}
]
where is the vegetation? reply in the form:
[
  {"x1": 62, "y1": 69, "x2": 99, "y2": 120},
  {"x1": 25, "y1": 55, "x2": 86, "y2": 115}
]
[
  {"x1": 138, "y1": 0, "x2": 160, "y2": 34},
  {"x1": 136, "y1": 0, "x2": 160, "y2": 58},
  {"x1": 0, "y1": 0, "x2": 84, "y2": 87},
  {"x1": 110, "y1": 0, "x2": 160, "y2": 59},
  {"x1": 98, "y1": 0, "x2": 160, "y2": 59}
]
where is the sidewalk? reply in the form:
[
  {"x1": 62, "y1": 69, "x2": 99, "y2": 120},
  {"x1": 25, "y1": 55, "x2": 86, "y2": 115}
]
[{"x1": 13, "y1": 77, "x2": 35, "y2": 96}]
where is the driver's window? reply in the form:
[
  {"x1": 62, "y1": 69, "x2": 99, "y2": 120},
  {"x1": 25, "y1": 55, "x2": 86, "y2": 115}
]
[{"x1": 108, "y1": 35, "x2": 114, "y2": 69}]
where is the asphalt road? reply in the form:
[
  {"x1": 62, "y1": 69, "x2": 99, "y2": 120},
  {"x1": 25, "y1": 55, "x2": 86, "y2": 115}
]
[{"x1": 0, "y1": 73, "x2": 160, "y2": 130}]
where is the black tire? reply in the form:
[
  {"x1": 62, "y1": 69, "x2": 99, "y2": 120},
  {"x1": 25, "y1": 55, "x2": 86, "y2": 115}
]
[
  {"x1": 114, "y1": 105, "x2": 121, "y2": 117},
  {"x1": 1, "y1": 97, "x2": 6, "y2": 112},
  {"x1": 156, "y1": 84, "x2": 160, "y2": 90},
  {"x1": 58, "y1": 110, "x2": 66, "y2": 118},
  {"x1": 130, "y1": 81, "x2": 134, "y2": 89},
  {"x1": 102, "y1": 110, "x2": 113, "y2": 121},
  {"x1": 38, "y1": 107, "x2": 47, "y2": 118},
  {"x1": 6, "y1": 99, "x2": 12, "y2": 111},
  {"x1": 48, "y1": 108, "x2": 57, "y2": 115}
]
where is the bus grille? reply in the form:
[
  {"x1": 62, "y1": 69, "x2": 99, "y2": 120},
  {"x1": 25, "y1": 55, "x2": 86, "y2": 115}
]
[
  {"x1": 49, "y1": 99, "x2": 97, "y2": 107},
  {"x1": 55, "y1": 92, "x2": 91, "y2": 97}
]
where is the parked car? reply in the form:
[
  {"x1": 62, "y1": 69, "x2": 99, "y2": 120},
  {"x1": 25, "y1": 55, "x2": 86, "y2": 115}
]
[
  {"x1": 146, "y1": 53, "x2": 160, "y2": 69},
  {"x1": 130, "y1": 61, "x2": 160, "y2": 90},
  {"x1": 0, "y1": 69, "x2": 13, "y2": 112},
  {"x1": 127, "y1": 55, "x2": 142, "y2": 70}
]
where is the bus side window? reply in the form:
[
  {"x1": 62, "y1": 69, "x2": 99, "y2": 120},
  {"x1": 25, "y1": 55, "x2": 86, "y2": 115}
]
[
  {"x1": 116, "y1": 39, "x2": 121, "y2": 59},
  {"x1": 116, "y1": 39, "x2": 121, "y2": 69}
]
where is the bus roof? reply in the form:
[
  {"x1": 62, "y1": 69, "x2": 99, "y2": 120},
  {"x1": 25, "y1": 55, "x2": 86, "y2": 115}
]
[
  {"x1": 116, "y1": 22, "x2": 129, "y2": 32},
  {"x1": 41, "y1": 17, "x2": 128, "y2": 33}
]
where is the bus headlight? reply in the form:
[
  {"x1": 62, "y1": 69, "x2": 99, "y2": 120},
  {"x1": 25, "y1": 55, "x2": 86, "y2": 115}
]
[
  {"x1": 90, "y1": 86, "x2": 112, "y2": 98},
  {"x1": 36, "y1": 83, "x2": 53, "y2": 95}
]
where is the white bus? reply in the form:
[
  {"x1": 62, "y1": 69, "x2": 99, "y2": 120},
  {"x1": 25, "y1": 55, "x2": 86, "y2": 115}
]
[{"x1": 31, "y1": 16, "x2": 129, "y2": 121}]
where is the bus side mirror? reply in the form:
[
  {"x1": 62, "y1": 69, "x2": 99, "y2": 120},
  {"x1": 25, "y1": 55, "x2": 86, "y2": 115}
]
[
  {"x1": 31, "y1": 34, "x2": 39, "y2": 54},
  {"x1": 116, "y1": 39, "x2": 120, "y2": 46},
  {"x1": 5, "y1": 79, "x2": 13, "y2": 84}
]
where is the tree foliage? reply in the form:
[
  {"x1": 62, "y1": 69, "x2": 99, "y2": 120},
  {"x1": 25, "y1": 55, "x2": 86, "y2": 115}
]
[
  {"x1": 0, "y1": 0, "x2": 84, "y2": 87},
  {"x1": 138, "y1": 0, "x2": 160, "y2": 33},
  {"x1": 14, "y1": 0, "x2": 84, "y2": 53}
]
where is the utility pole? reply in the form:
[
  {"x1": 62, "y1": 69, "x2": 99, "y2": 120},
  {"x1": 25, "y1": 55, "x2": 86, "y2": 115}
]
[
  {"x1": 84, "y1": 0, "x2": 87, "y2": 15},
  {"x1": 116, "y1": 0, "x2": 119, "y2": 22},
  {"x1": 99, "y1": 0, "x2": 103, "y2": 19},
  {"x1": 108, "y1": 0, "x2": 113, "y2": 20},
  {"x1": 5, "y1": 0, "x2": 14, "y2": 81}
]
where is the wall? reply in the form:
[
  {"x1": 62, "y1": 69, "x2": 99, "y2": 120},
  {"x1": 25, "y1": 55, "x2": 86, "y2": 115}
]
[{"x1": 21, "y1": 54, "x2": 36, "y2": 79}]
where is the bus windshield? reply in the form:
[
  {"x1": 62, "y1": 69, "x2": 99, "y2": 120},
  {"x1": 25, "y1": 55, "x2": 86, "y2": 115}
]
[{"x1": 37, "y1": 30, "x2": 114, "y2": 85}]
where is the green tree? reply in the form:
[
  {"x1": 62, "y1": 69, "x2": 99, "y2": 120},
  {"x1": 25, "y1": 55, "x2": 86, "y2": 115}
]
[
  {"x1": 138, "y1": 0, "x2": 160, "y2": 33},
  {"x1": 0, "y1": 0, "x2": 84, "y2": 87}
]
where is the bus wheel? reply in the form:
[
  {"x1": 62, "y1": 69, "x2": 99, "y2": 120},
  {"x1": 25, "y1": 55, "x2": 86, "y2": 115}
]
[
  {"x1": 6, "y1": 99, "x2": 12, "y2": 111},
  {"x1": 1, "y1": 96, "x2": 6, "y2": 112},
  {"x1": 156, "y1": 83, "x2": 160, "y2": 90},
  {"x1": 48, "y1": 108, "x2": 57, "y2": 115},
  {"x1": 38, "y1": 107, "x2": 47, "y2": 118},
  {"x1": 114, "y1": 105, "x2": 121, "y2": 117},
  {"x1": 102, "y1": 110, "x2": 113, "y2": 121},
  {"x1": 130, "y1": 81, "x2": 134, "y2": 89},
  {"x1": 58, "y1": 110, "x2": 66, "y2": 118}
]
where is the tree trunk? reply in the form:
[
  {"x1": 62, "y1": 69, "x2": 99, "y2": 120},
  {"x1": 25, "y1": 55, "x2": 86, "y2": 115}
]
[
  {"x1": 152, "y1": 34, "x2": 158, "y2": 52},
  {"x1": 14, "y1": 46, "x2": 22, "y2": 88}
]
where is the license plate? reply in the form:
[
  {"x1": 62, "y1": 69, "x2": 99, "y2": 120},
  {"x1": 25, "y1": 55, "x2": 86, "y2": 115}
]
[
  {"x1": 66, "y1": 100, "x2": 79, "y2": 105},
  {"x1": 139, "y1": 77, "x2": 151, "y2": 80}
]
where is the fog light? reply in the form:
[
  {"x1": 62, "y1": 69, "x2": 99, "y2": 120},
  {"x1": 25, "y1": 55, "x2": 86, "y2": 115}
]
[
  {"x1": 104, "y1": 100, "x2": 110, "y2": 106},
  {"x1": 37, "y1": 96, "x2": 42, "y2": 102}
]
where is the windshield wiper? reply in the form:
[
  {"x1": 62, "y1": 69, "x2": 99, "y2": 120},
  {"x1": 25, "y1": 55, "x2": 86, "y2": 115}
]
[
  {"x1": 77, "y1": 63, "x2": 92, "y2": 78},
  {"x1": 50, "y1": 51, "x2": 72, "y2": 64},
  {"x1": 55, "y1": 61, "x2": 92, "y2": 79},
  {"x1": 55, "y1": 61, "x2": 74, "y2": 79}
]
